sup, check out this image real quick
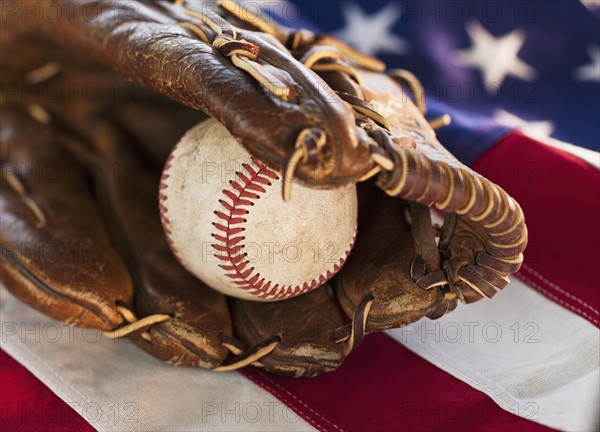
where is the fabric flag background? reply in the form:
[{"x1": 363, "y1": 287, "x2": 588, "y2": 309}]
[
  {"x1": 282, "y1": 0, "x2": 600, "y2": 154},
  {"x1": 1, "y1": 1, "x2": 599, "y2": 431}
]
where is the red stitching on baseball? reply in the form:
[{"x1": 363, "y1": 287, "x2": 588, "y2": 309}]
[
  {"x1": 213, "y1": 157, "x2": 355, "y2": 300},
  {"x1": 160, "y1": 149, "x2": 355, "y2": 300},
  {"x1": 159, "y1": 149, "x2": 186, "y2": 266}
]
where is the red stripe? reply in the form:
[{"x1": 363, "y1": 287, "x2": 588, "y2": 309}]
[
  {"x1": 243, "y1": 132, "x2": 596, "y2": 431},
  {"x1": 0, "y1": 349, "x2": 93, "y2": 432},
  {"x1": 472, "y1": 132, "x2": 600, "y2": 327},
  {"x1": 243, "y1": 332, "x2": 554, "y2": 432},
  {"x1": 2, "y1": 132, "x2": 591, "y2": 431}
]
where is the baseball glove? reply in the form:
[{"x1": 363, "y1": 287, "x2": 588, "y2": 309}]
[{"x1": 0, "y1": 0, "x2": 527, "y2": 377}]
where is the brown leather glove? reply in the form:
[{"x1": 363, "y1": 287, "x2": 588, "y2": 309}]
[{"x1": 1, "y1": 0, "x2": 527, "y2": 377}]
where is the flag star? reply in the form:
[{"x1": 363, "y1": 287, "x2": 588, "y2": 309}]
[
  {"x1": 453, "y1": 21, "x2": 537, "y2": 91},
  {"x1": 494, "y1": 109, "x2": 555, "y2": 139},
  {"x1": 573, "y1": 45, "x2": 600, "y2": 82},
  {"x1": 580, "y1": 0, "x2": 600, "y2": 13},
  {"x1": 333, "y1": 1, "x2": 409, "y2": 56}
]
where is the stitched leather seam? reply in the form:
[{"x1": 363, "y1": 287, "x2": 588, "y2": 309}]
[
  {"x1": 0, "y1": 247, "x2": 114, "y2": 328},
  {"x1": 159, "y1": 149, "x2": 185, "y2": 266},
  {"x1": 213, "y1": 157, "x2": 354, "y2": 300}
]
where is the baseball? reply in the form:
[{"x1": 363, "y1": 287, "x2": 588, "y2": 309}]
[{"x1": 159, "y1": 118, "x2": 357, "y2": 301}]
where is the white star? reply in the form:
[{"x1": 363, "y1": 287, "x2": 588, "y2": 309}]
[
  {"x1": 494, "y1": 109, "x2": 555, "y2": 139},
  {"x1": 333, "y1": 1, "x2": 409, "y2": 56},
  {"x1": 453, "y1": 21, "x2": 536, "y2": 91},
  {"x1": 580, "y1": 0, "x2": 600, "y2": 13},
  {"x1": 573, "y1": 45, "x2": 600, "y2": 82}
]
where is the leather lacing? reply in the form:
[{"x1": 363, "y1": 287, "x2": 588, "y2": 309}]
[
  {"x1": 176, "y1": 0, "x2": 452, "y2": 203},
  {"x1": 172, "y1": 0, "x2": 380, "y2": 356},
  {"x1": 226, "y1": 0, "x2": 520, "y2": 332},
  {"x1": 5, "y1": 102, "x2": 105, "y2": 237},
  {"x1": 104, "y1": 0, "x2": 525, "y2": 363},
  {"x1": 2, "y1": 170, "x2": 48, "y2": 229},
  {"x1": 173, "y1": 0, "x2": 342, "y2": 202},
  {"x1": 215, "y1": 334, "x2": 280, "y2": 372},
  {"x1": 103, "y1": 306, "x2": 170, "y2": 342},
  {"x1": 18, "y1": 0, "x2": 524, "y2": 368},
  {"x1": 20, "y1": 96, "x2": 281, "y2": 372},
  {"x1": 332, "y1": 294, "x2": 375, "y2": 355},
  {"x1": 103, "y1": 305, "x2": 280, "y2": 372}
]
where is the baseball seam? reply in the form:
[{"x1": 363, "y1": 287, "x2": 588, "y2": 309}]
[
  {"x1": 212, "y1": 157, "x2": 354, "y2": 300},
  {"x1": 159, "y1": 149, "x2": 185, "y2": 266}
]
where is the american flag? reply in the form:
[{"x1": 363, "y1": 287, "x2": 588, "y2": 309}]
[
  {"x1": 1, "y1": 1, "x2": 598, "y2": 432},
  {"x1": 287, "y1": 1, "x2": 599, "y2": 152}
]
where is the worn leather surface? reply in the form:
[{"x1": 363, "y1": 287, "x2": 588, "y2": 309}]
[
  {"x1": 327, "y1": 69, "x2": 524, "y2": 324},
  {"x1": 0, "y1": 65, "x2": 352, "y2": 374},
  {"x1": 0, "y1": 0, "x2": 527, "y2": 377},
  {"x1": 0, "y1": 105, "x2": 132, "y2": 331},
  {"x1": 231, "y1": 287, "x2": 346, "y2": 377},
  {"x1": 3, "y1": 0, "x2": 374, "y2": 187},
  {"x1": 87, "y1": 122, "x2": 232, "y2": 368},
  {"x1": 334, "y1": 184, "x2": 446, "y2": 331}
]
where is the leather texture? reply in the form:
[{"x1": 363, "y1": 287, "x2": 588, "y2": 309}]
[
  {"x1": 0, "y1": 0, "x2": 527, "y2": 377},
  {"x1": 87, "y1": 121, "x2": 233, "y2": 368},
  {"x1": 335, "y1": 184, "x2": 448, "y2": 331},
  {"x1": 4, "y1": 0, "x2": 374, "y2": 187},
  {"x1": 0, "y1": 106, "x2": 133, "y2": 331},
  {"x1": 231, "y1": 287, "x2": 346, "y2": 377}
]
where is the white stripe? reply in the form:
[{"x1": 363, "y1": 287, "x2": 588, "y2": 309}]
[
  {"x1": 387, "y1": 278, "x2": 600, "y2": 432},
  {"x1": 0, "y1": 286, "x2": 314, "y2": 432},
  {"x1": 533, "y1": 134, "x2": 600, "y2": 170}
]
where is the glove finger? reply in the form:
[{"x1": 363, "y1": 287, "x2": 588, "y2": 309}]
[
  {"x1": 230, "y1": 285, "x2": 346, "y2": 377},
  {"x1": 441, "y1": 216, "x2": 518, "y2": 305},
  {"x1": 345, "y1": 70, "x2": 526, "y2": 314},
  {"x1": 18, "y1": 0, "x2": 373, "y2": 186},
  {"x1": 85, "y1": 121, "x2": 232, "y2": 369},
  {"x1": 0, "y1": 104, "x2": 133, "y2": 331}
]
